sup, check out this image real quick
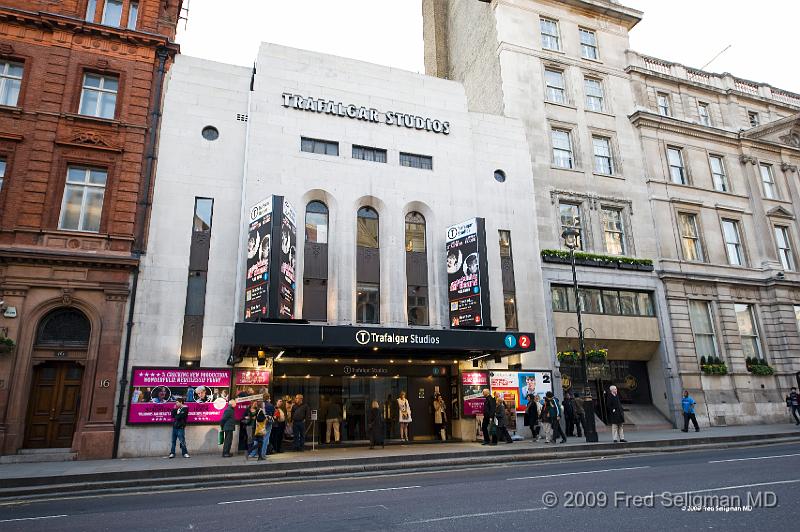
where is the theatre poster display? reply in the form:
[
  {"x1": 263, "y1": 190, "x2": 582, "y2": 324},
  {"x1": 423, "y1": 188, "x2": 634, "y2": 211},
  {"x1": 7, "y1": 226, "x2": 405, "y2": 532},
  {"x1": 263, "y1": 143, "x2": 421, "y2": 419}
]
[
  {"x1": 278, "y1": 198, "x2": 297, "y2": 319},
  {"x1": 127, "y1": 368, "x2": 232, "y2": 424},
  {"x1": 446, "y1": 218, "x2": 491, "y2": 327},
  {"x1": 245, "y1": 197, "x2": 273, "y2": 321},
  {"x1": 233, "y1": 368, "x2": 271, "y2": 420},
  {"x1": 489, "y1": 370, "x2": 554, "y2": 411},
  {"x1": 461, "y1": 371, "x2": 488, "y2": 416}
]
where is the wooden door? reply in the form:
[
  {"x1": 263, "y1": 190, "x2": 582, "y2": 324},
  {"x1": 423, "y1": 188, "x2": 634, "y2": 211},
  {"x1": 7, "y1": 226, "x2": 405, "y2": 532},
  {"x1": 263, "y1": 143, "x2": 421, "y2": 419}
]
[{"x1": 24, "y1": 362, "x2": 83, "y2": 449}]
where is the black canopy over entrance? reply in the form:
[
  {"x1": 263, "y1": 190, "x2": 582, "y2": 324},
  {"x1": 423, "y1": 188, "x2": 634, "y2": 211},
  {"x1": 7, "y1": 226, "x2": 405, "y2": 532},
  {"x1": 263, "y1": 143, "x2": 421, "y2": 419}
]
[{"x1": 233, "y1": 322, "x2": 535, "y2": 360}]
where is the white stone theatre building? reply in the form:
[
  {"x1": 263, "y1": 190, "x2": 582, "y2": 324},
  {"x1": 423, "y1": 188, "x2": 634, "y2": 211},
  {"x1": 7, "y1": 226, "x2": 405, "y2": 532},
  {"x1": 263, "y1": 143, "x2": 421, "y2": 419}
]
[{"x1": 118, "y1": 43, "x2": 554, "y2": 455}]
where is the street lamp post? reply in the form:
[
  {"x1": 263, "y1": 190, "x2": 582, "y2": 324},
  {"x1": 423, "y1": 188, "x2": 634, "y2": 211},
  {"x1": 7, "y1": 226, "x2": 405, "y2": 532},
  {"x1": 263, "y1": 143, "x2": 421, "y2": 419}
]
[{"x1": 561, "y1": 227, "x2": 599, "y2": 443}]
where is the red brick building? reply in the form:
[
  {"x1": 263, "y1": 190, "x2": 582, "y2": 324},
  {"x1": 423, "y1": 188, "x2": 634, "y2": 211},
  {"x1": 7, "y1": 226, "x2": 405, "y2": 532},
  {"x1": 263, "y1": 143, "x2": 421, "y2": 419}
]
[{"x1": 0, "y1": 0, "x2": 180, "y2": 459}]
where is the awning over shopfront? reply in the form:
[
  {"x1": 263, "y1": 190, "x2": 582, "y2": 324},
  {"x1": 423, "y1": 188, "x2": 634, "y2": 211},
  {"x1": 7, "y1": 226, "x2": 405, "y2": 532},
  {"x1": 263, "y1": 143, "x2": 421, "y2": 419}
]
[{"x1": 234, "y1": 322, "x2": 535, "y2": 360}]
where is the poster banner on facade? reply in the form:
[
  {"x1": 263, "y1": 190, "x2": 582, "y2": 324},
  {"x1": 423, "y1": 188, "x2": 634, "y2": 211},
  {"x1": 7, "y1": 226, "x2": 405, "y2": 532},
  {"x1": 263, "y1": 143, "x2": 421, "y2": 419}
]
[
  {"x1": 233, "y1": 368, "x2": 271, "y2": 420},
  {"x1": 461, "y1": 371, "x2": 488, "y2": 416},
  {"x1": 278, "y1": 198, "x2": 297, "y2": 319},
  {"x1": 489, "y1": 370, "x2": 553, "y2": 411},
  {"x1": 245, "y1": 197, "x2": 273, "y2": 321},
  {"x1": 127, "y1": 367, "x2": 232, "y2": 424},
  {"x1": 446, "y1": 217, "x2": 491, "y2": 327}
]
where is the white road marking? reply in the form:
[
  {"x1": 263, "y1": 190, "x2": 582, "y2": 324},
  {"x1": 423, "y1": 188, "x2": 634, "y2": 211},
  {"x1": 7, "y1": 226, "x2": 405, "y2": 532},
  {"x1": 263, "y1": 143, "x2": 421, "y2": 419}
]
[
  {"x1": 669, "y1": 478, "x2": 800, "y2": 496},
  {"x1": 708, "y1": 452, "x2": 800, "y2": 463},
  {"x1": 405, "y1": 507, "x2": 546, "y2": 524},
  {"x1": 0, "y1": 514, "x2": 68, "y2": 523},
  {"x1": 217, "y1": 485, "x2": 421, "y2": 505},
  {"x1": 507, "y1": 465, "x2": 650, "y2": 480}
]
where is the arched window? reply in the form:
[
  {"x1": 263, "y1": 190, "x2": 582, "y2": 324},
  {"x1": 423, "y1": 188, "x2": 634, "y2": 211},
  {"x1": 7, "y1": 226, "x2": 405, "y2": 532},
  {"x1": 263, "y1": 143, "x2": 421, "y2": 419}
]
[
  {"x1": 357, "y1": 207, "x2": 379, "y2": 248},
  {"x1": 305, "y1": 201, "x2": 329, "y2": 244},
  {"x1": 36, "y1": 308, "x2": 91, "y2": 347},
  {"x1": 405, "y1": 212, "x2": 426, "y2": 253}
]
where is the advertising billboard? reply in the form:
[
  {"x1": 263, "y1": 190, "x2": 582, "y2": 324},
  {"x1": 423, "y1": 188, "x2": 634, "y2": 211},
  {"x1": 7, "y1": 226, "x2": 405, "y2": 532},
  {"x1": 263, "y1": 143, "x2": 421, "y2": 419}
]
[
  {"x1": 277, "y1": 198, "x2": 297, "y2": 319},
  {"x1": 446, "y1": 217, "x2": 491, "y2": 328},
  {"x1": 489, "y1": 370, "x2": 554, "y2": 411},
  {"x1": 233, "y1": 368, "x2": 271, "y2": 420},
  {"x1": 461, "y1": 371, "x2": 488, "y2": 416},
  {"x1": 244, "y1": 197, "x2": 273, "y2": 321},
  {"x1": 127, "y1": 367, "x2": 232, "y2": 424}
]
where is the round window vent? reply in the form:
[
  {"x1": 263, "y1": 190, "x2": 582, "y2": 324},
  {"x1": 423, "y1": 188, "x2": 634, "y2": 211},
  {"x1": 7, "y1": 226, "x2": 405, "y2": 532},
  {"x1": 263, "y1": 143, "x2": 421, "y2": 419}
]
[
  {"x1": 494, "y1": 169, "x2": 507, "y2": 183},
  {"x1": 201, "y1": 126, "x2": 219, "y2": 141}
]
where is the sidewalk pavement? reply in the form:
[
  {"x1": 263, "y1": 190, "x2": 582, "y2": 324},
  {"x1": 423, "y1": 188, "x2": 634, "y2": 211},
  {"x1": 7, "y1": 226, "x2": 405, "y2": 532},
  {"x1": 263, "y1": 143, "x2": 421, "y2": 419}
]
[{"x1": 2, "y1": 423, "x2": 798, "y2": 482}]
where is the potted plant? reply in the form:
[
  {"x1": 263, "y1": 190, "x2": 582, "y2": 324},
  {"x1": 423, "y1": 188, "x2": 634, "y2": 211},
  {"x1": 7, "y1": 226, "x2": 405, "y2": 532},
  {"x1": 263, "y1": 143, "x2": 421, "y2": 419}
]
[
  {"x1": 746, "y1": 357, "x2": 774, "y2": 376},
  {"x1": 0, "y1": 336, "x2": 15, "y2": 354},
  {"x1": 700, "y1": 355, "x2": 728, "y2": 375},
  {"x1": 556, "y1": 350, "x2": 580, "y2": 364},
  {"x1": 585, "y1": 348, "x2": 608, "y2": 363}
]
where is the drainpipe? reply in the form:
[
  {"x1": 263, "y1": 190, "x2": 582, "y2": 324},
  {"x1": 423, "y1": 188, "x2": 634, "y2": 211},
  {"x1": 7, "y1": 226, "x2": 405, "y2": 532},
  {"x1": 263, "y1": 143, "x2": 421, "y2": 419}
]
[{"x1": 112, "y1": 46, "x2": 171, "y2": 459}]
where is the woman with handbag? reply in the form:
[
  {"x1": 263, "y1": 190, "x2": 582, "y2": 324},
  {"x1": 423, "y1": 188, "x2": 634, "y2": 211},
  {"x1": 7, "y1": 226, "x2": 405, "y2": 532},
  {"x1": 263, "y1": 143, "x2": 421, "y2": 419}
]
[
  {"x1": 367, "y1": 400, "x2": 385, "y2": 449},
  {"x1": 252, "y1": 401, "x2": 267, "y2": 461},
  {"x1": 271, "y1": 399, "x2": 287, "y2": 453},
  {"x1": 397, "y1": 391, "x2": 412, "y2": 442},
  {"x1": 433, "y1": 394, "x2": 447, "y2": 441},
  {"x1": 540, "y1": 396, "x2": 554, "y2": 443},
  {"x1": 495, "y1": 393, "x2": 513, "y2": 444}
]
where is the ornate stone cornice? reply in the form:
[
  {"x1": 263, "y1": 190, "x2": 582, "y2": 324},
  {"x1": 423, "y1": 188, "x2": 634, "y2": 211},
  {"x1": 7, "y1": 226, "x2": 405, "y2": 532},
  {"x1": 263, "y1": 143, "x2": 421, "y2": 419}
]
[
  {"x1": 780, "y1": 162, "x2": 798, "y2": 173},
  {"x1": 739, "y1": 154, "x2": 757, "y2": 165}
]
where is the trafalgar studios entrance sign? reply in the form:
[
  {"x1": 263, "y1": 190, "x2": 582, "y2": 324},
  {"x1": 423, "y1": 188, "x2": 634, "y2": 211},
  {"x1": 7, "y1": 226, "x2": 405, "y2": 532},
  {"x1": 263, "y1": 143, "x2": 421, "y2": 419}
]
[{"x1": 281, "y1": 93, "x2": 451, "y2": 135}]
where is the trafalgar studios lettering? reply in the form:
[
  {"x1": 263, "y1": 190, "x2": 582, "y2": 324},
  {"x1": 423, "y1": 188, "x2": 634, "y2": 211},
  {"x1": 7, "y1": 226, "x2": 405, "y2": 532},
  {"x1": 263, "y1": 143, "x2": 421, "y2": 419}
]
[{"x1": 281, "y1": 93, "x2": 451, "y2": 135}]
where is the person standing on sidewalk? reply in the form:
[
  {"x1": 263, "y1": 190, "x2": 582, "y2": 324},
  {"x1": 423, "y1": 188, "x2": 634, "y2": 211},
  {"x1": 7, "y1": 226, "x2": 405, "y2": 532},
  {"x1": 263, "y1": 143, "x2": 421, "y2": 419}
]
[
  {"x1": 326, "y1": 400, "x2": 342, "y2": 444},
  {"x1": 681, "y1": 391, "x2": 700, "y2": 433},
  {"x1": 291, "y1": 394, "x2": 309, "y2": 451},
  {"x1": 786, "y1": 387, "x2": 800, "y2": 425},
  {"x1": 481, "y1": 388, "x2": 496, "y2": 446},
  {"x1": 523, "y1": 393, "x2": 540, "y2": 442},
  {"x1": 220, "y1": 399, "x2": 237, "y2": 457},
  {"x1": 546, "y1": 392, "x2": 568, "y2": 444},
  {"x1": 607, "y1": 385, "x2": 626, "y2": 443},
  {"x1": 397, "y1": 391, "x2": 412, "y2": 442},
  {"x1": 433, "y1": 393, "x2": 447, "y2": 441},
  {"x1": 563, "y1": 393, "x2": 576, "y2": 437},
  {"x1": 495, "y1": 393, "x2": 513, "y2": 444},
  {"x1": 168, "y1": 398, "x2": 189, "y2": 458},
  {"x1": 271, "y1": 398, "x2": 287, "y2": 453},
  {"x1": 539, "y1": 396, "x2": 554, "y2": 443},
  {"x1": 251, "y1": 400, "x2": 268, "y2": 461},
  {"x1": 573, "y1": 392, "x2": 585, "y2": 438},
  {"x1": 259, "y1": 394, "x2": 276, "y2": 457},
  {"x1": 368, "y1": 400, "x2": 385, "y2": 449}
]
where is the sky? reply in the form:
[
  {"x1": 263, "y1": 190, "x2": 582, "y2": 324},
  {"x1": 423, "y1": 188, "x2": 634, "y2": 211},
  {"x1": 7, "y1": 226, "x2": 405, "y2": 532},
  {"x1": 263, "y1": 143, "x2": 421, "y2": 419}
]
[{"x1": 177, "y1": 0, "x2": 799, "y2": 93}]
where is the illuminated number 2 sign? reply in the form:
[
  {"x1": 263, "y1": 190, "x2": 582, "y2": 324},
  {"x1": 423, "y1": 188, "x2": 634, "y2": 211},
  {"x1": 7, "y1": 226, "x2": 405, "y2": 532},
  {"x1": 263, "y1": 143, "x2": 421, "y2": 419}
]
[
  {"x1": 518, "y1": 335, "x2": 531, "y2": 349},
  {"x1": 504, "y1": 334, "x2": 532, "y2": 350}
]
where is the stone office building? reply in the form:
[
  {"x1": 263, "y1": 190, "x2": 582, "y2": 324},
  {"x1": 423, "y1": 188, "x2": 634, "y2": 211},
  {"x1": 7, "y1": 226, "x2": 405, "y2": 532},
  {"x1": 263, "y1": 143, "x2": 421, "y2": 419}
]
[
  {"x1": 0, "y1": 0, "x2": 181, "y2": 460},
  {"x1": 119, "y1": 44, "x2": 548, "y2": 456}
]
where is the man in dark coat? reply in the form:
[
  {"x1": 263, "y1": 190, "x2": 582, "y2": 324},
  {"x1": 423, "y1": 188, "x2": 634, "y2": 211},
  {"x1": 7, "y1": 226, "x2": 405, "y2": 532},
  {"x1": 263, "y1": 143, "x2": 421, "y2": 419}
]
[
  {"x1": 563, "y1": 393, "x2": 576, "y2": 437},
  {"x1": 168, "y1": 397, "x2": 189, "y2": 458},
  {"x1": 220, "y1": 399, "x2": 237, "y2": 457},
  {"x1": 481, "y1": 388, "x2": 496, "y2": 446},
  {"x1": 291, "y1": 394, "x2": 310, "y2": 451},
  {"x1": 523, "y1": 394, "x2": 540, "y2": 441},
  {"x1": 607, "y1": 385, "x2": 626, "y2": 443}
]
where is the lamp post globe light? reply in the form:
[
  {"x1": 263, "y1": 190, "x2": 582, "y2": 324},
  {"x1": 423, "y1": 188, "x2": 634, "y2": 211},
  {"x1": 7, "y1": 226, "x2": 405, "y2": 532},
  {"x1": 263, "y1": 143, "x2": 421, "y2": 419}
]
[{"x1": 561, "y1": 227, "x2": 599, "y2": 443}]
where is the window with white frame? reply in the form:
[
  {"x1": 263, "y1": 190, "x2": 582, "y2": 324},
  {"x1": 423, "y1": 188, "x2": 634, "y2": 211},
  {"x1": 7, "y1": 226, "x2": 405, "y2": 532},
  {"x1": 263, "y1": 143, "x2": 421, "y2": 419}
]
[
  {"x1": 678, "y1": 212, "x2": 704, "y2": 261},
  {"x1": 748, "y1": 111, "x2": 760, "y2": 127},
  {"x1": 540, "y1": 18, "x2": 561, "y2": 51},
  {"x1": 709, "y1": 155, "x2": 728, "y2": 192},
  {"x1": 551, "y1": 129, "x2": 574, "y2": 169},
  {"x1": 794, "y1": 305, "x2": 800, "y2": 334},
  {"x1": 698, "y1": 102, "x2": 712, "y2": 126},
  {"x1": 0, "y1": 60, "x2": 23, "y2": 107},
  {"x1": 722, "y1": 219, "x2": 744, "y2": 266},
  {"x1": 0, "y1": 158, "x2": 6, "y2": 192},
  {"x1": 85, "y1": 0, "x2": 97, "y2": 20},
  {"x1": 559, "y1": 202, "x2": 582, "y2": 249},
  {"x1": 759, "y1": 163, "x2": 777, "y2": 199},
  {"x1": 579, "y1": 28, "x2": 599, "y2": 60},
  {"x1": 59, "y1": 166, "x2": 107, "y2": 232},
  {"x1": 101, "y1": 0, "x2": 123, "y2": 27},
  {"x1": 127, "y1": 1, "x2": 139, "y2": 29},
  {"x1": 735, "y1": 303, "x2": 763, "y2": 359},
  {"x1": 79, "y1": 73, "x2": 118, "y2": 119},
  {"x1": 584, "y1": 78, "x2": 604, "y2": 112},
  {"x1": 667, "y1": 147, "x2": 686, "y2": 184},
  {"x1": 545, "y1": 69, "x2": 566, "y2": 103},
  {"x1": 592, "y1": 136, "x2": 614, "y2": 175},
  {"x1": 601, "y1": 207, "x2": 625, "y2": 255},
  {"x1": 774, "y1": 225, "x2": 795, "y2": 271},
  {"x1": 688, "y1": 300, "x2": 719, "y2": 359},
  {"x1": 657, "y1": 92, "x2": 671, "y2": 116}
]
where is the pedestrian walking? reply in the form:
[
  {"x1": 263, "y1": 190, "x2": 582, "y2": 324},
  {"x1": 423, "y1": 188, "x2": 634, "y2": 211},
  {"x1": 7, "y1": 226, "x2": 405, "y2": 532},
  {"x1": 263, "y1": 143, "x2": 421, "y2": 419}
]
[
  {"x1": 326, "y1": 400, "x2": 342, "y2": 444},
  {"x1": 563, "y1": 393, "x2": 576, "y2": 437},
  {"x1": 271, "y1": 398, "x2": 286, "y2": 453},
  {"x1": 433, "y1": 393, "x2": 447, "y2": 441},
  {"x1": 495, "y1": 393, "x2": 513, "y2": 444},
  {"x1": 167, "y1": 398, "x2": 190, "y2": 458},
  {"x1": 480, "y1": 388, "x2": 496, "y2": 445},
  {"x1": 546, "y1": 391, "x2": 567, "y2": 443},
  {"x1": 245, "y1": 402, "x2": 258, "y2": 453},
  {"x1": 681, "y1": 390, "x2": 700, "y2": 432},
  {"x1": 251, "y1": 400, "x2": 268, "y2": 460},
  {"x1": 367, "y1": 400, "x2": 385, "y2": 449},
  {"x1": 607, "y1": 385, "x2": 626, "y2": 443},
  {"x1": 540, "y1": 396, "x2": 554, "y2": 443},
  {"x1": 291, "y1": 394, "x2": 309, "y2": 451},
  {"x1": 786, "y1": 387, "x2": 800, "y2": 425},
  {"x1": 260, "y1": 394, "x2": 276, "y2": 456},
  {"x1": 220, "y1": 398, "x2": 237, "y2": 457},
  {"x1": 573, "y1": 392, "x2": 585, "y2": 438},
  {"x1": 524, "y1": 393, "x2": 540, "y2": 442},
  {"x1": 397, "y1": 391, "x2": 412, "y2": 442}
]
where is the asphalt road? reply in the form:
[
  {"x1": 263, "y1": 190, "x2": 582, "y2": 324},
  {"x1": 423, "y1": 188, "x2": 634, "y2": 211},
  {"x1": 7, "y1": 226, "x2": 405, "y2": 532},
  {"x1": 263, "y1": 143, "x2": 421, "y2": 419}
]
[{"x1": 1, "y1": 443, "x2": 799, "y2": 531}]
